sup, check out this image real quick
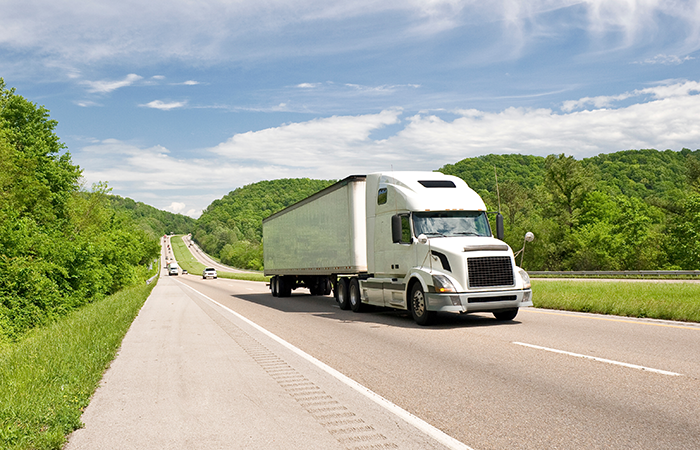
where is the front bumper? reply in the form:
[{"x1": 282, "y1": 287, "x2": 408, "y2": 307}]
[{"x1": 427, "y1": 289, "x2": 532, "y2": 312}]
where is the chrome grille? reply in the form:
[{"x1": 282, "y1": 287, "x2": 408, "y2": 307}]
[{"x1": 467, "y1": 256, "x2": 514, "y2": 288}]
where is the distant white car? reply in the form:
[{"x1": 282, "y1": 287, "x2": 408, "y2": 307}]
[{"x1": 202, "y1": 268, "x2": 217, "y2": 279}]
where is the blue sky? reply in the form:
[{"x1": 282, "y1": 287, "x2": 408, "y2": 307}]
[{"x1": 2, "y1": 1, "x2": 700, "y2": 217}]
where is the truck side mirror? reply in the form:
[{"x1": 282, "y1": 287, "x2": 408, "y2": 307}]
[
  {"x1": 496, "y1": 212, "x2": 504, "y2": 240},
  {"x1": 391, "y1": 214, "x2": 402, "y2": 243}
]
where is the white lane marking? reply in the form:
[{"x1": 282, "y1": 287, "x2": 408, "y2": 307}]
[
  {"x1": 513, "y1": 342, "x2": 683, "y2": 377},
  {"x1": 177, "y1": 281, "x2": 474, "y2": 450}
]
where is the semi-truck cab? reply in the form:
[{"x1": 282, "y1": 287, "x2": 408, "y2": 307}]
[{"x1": 263, "y1": 172, "x2": 532, "y2": 325}]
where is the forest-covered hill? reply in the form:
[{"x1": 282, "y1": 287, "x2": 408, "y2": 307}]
[
  {"x1": 194, "y1": 148, "x2": 700, "y2": 272},
  {"x1": 108, "y1": 195, "x2": 196, "y2": 239},
  {"x1": 192, "y1": 178, "x2": 335, "y2": 270},
  {"x1": 440, "y1": 148, "x2": 700, "y2": 270}
]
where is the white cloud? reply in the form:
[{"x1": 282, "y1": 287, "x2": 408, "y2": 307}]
[
  {"x1": 72, "y1": 80, "x2": 700, "y2": 217},
  {"x1": 166, "y1": 202, "x2": 186, "y2": 213},
  {"x1": 82, "y1": 73, "x2": 143, "y2": 93},
  {"x1": 2, "y1": 1, "x2": 699, "y2": 70},
  {"x1": 210, "y1": 109, "x2": 403, "y2": 168},
  {"x1": 636, "y1": 54, "x2": 695, "y2": 65},
  {"x1": 141, "y1": 100, "x2": 188, "y2": 110},
  {"x1": 562, "y1": 80, "x2": 700, "y2": 112}
]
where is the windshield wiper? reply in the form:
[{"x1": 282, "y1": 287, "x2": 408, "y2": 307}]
[
  {"x1": 454, "y1": 231, "x2": 480, "y2": 236},
  {"x1": 421, "y1": 232, "x2": 445, "y2": 237}
]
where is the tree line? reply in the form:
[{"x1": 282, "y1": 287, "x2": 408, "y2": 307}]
[
  {"x1": 193, "y1": 178, "x2": 334, "y2": 270},
  {"x1": 440, "y1": 150, "x2": 700, "y2": 270},
  {"x1": 195, "y1": 149, "x2": 699, "y2": 273},
  {"x1": 0, "y1": 80, "x2": 163, "y2": 342}
]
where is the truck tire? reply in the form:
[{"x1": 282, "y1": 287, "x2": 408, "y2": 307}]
[
  {"x1": 278, "y1": 276, "x2": 292, "y2": 297},
  {"x1": 322, "y1": 278, "x2": 333, "y2": 296},
  {"x1": 410, "y1": 283, "x2": 435, "y2": 326},
  {"x1": 336, "y1": 278, "x2": 350, "y2": 310},
  {"x1": 271, "y1": 276, "x2": 279, "y2": 297},
  {"x1": 493, "y1": 308, "x2": 518, "y2": 321},
  {"x1": 349, "y1": 278, "x2": 364, "y2": 312}
]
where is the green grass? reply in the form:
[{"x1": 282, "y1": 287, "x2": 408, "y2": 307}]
[
  {"x1": 0, "y1": 282, "x2": 156, "y2": 450},
  {"x1": 532, "y1": 280, "x2": 700, "y2": 322},
  {"x1": 171, "y1": 236, "x2": 269, "y2": 283}
]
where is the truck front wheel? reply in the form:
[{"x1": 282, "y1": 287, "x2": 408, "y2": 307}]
[
  {"x1": 493, "y1": 308, "x2": 518, "y2": 321},
  {"x1": 410, "y1": 283, "x2": 435, "y2": 326},
  {"x1": 349, "y1": 278, "x2": 364, "y2": 312},
  {"x1": 336, "y1": 278, "x2": 350, "y2": 310}
]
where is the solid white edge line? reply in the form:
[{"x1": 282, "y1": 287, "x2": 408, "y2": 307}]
[
  {"x1": 177, "y1": 281, "x2": 475, "y2": 450},
  {"x1": 513, "y1": 342, "x2": 683, "y2": 376}
]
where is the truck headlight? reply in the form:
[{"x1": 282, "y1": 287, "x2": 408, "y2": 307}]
[
  {"x1": 432, "y1": 274, "x2": 457, "y2": 293},
  {"x1": 518, "y1": 268, "x2": 531, "y2": 289}
]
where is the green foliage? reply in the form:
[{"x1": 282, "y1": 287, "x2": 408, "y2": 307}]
[
  {"x1": 439, "y1": 149, "x2": 700, "y2": 271},
  {"x1": 0, "y1": 80, "x2": 160, "y2": 342},
  {"x1": 0, "y1": 282, "x2": 155, "y2": 450},
  {"x1": 108, "y1": 195, "x2": 195, "y2": 239},
  {"x1": 193, "y1": 178, "x2": 334, "y2": 270}
]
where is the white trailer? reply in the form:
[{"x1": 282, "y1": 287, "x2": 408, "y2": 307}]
[{"x1": 263, "y1": 172, "x2": 532, "y2": 325}]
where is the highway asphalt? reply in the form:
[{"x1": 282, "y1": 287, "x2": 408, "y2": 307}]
[
  {"x1": 65, "y1": 238, "x2": 700, "y2": 449},
  {"x1": 65, "y1": 238, "x2": 463, "y2": 450}
]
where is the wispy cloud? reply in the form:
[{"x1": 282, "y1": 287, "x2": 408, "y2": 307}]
[
  {"x1": 635, "y1": 54, "x2": 695, "y2": 65},
  {"x1": 141, "y1": 100, "x2": 188, "y2": 110},
  {"x1": 3, "y1": 1, "x2": 699, "y2": 71},
  {"x1": 82, "y1": 73, "x2": 143, "y2": 94},
  {"x1": 561, "y1": 80, "x2": 700, "y2": 112},
  {"x1": 73, "y1": 80, "x2": 700, "y2": 218}
]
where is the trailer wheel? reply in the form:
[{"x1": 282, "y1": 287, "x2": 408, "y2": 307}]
[
  {"x1": 278, "y1": 276, "x2": 292, "y2": 297},
  {"x1": 322, "y1": 278, "x2": 333, "y2": 296},
  {"x1": 410, "y1": 283, "x2": 434, "y2": 326},
  {"x1": 270, "y1": 276, "x2": 278, "y2": 297},
  {"x1": 336, "y1": 278, "x2": 350, "y2": 310},
  {"x1": 493, "y1": 308, "x2": 518, "y2": 321},
  {"x1": 349, "y1": 278, "x2": 364, "y2": 312}
]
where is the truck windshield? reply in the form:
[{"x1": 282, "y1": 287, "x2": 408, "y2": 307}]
[{"x1": 412, "y1": 211, "x2": 491, "y2": 238}]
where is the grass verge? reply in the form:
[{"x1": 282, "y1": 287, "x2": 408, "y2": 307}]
[
  {"x1": 532, "y1": 280, "x2": 700, "y2": 322},
  {"x1": 0, "y1": 281, "x2": 156, "y2": 450},
  {"x1": 171, "y1": 236, "x2": 269, "y2": 283}
]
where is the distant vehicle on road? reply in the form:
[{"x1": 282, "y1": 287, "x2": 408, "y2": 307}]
[
  {"x1": 167, "y1": 263, "x2": 179, "y2": 276},
  {"x1": 202, "y1": 268, "x2": 217, "y2": 279}
]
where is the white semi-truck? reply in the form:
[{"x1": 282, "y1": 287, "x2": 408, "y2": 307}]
[{"x1": 263, "y1": 172, "x2": 532, "y2": 325}]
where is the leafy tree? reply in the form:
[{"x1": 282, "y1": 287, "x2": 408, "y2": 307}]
[
  {"x1": 545, "y1": 153, "x2": 592, "y2": 228},
  {"x1": 0, "y1": 79, "x2": 160, "y2": 342}
]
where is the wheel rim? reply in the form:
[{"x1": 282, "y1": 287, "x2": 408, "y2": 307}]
[
  {"x1": 350, "y1": 284, "x2": 359, "y2": 306},
  {"x1": 412, "y1": 289, "x2": 425, "y2": 317}
]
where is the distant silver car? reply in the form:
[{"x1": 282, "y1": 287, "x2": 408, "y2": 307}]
[{"x1": 202, "y1": 268, "x2": 217, "y2": 279}]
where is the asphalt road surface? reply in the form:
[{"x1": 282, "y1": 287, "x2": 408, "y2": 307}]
[
  {"x1": 172, "y1": 275, "x2": 700, "y2": 449},
  {"x1": 68, "y1": 240, "x2": 700, "y2": 449}
]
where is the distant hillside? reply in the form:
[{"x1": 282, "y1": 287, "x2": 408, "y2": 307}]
[
  {"x1": 192, "y1": 178, "x2": 335, "y2": 270},
  {"x1": 108, "y1": 195, "x2": 196, "y2": 239},
  {"x1": 439, "y1": 148, "x2": 697, "y2": 202},
  {"x1": 191, "y1": 148, "x2": 700, "y2": 271},
  {"x1": 438, "y1": 148, "x2": 700, "y2": 270}
]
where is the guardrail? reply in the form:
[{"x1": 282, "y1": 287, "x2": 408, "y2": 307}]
[
  {"x1": 146, "y1": 257, "x2": 160, "y2": 285},
  {"x1": 530, "y1": 270, "x2": 700, "y2": 278}
]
